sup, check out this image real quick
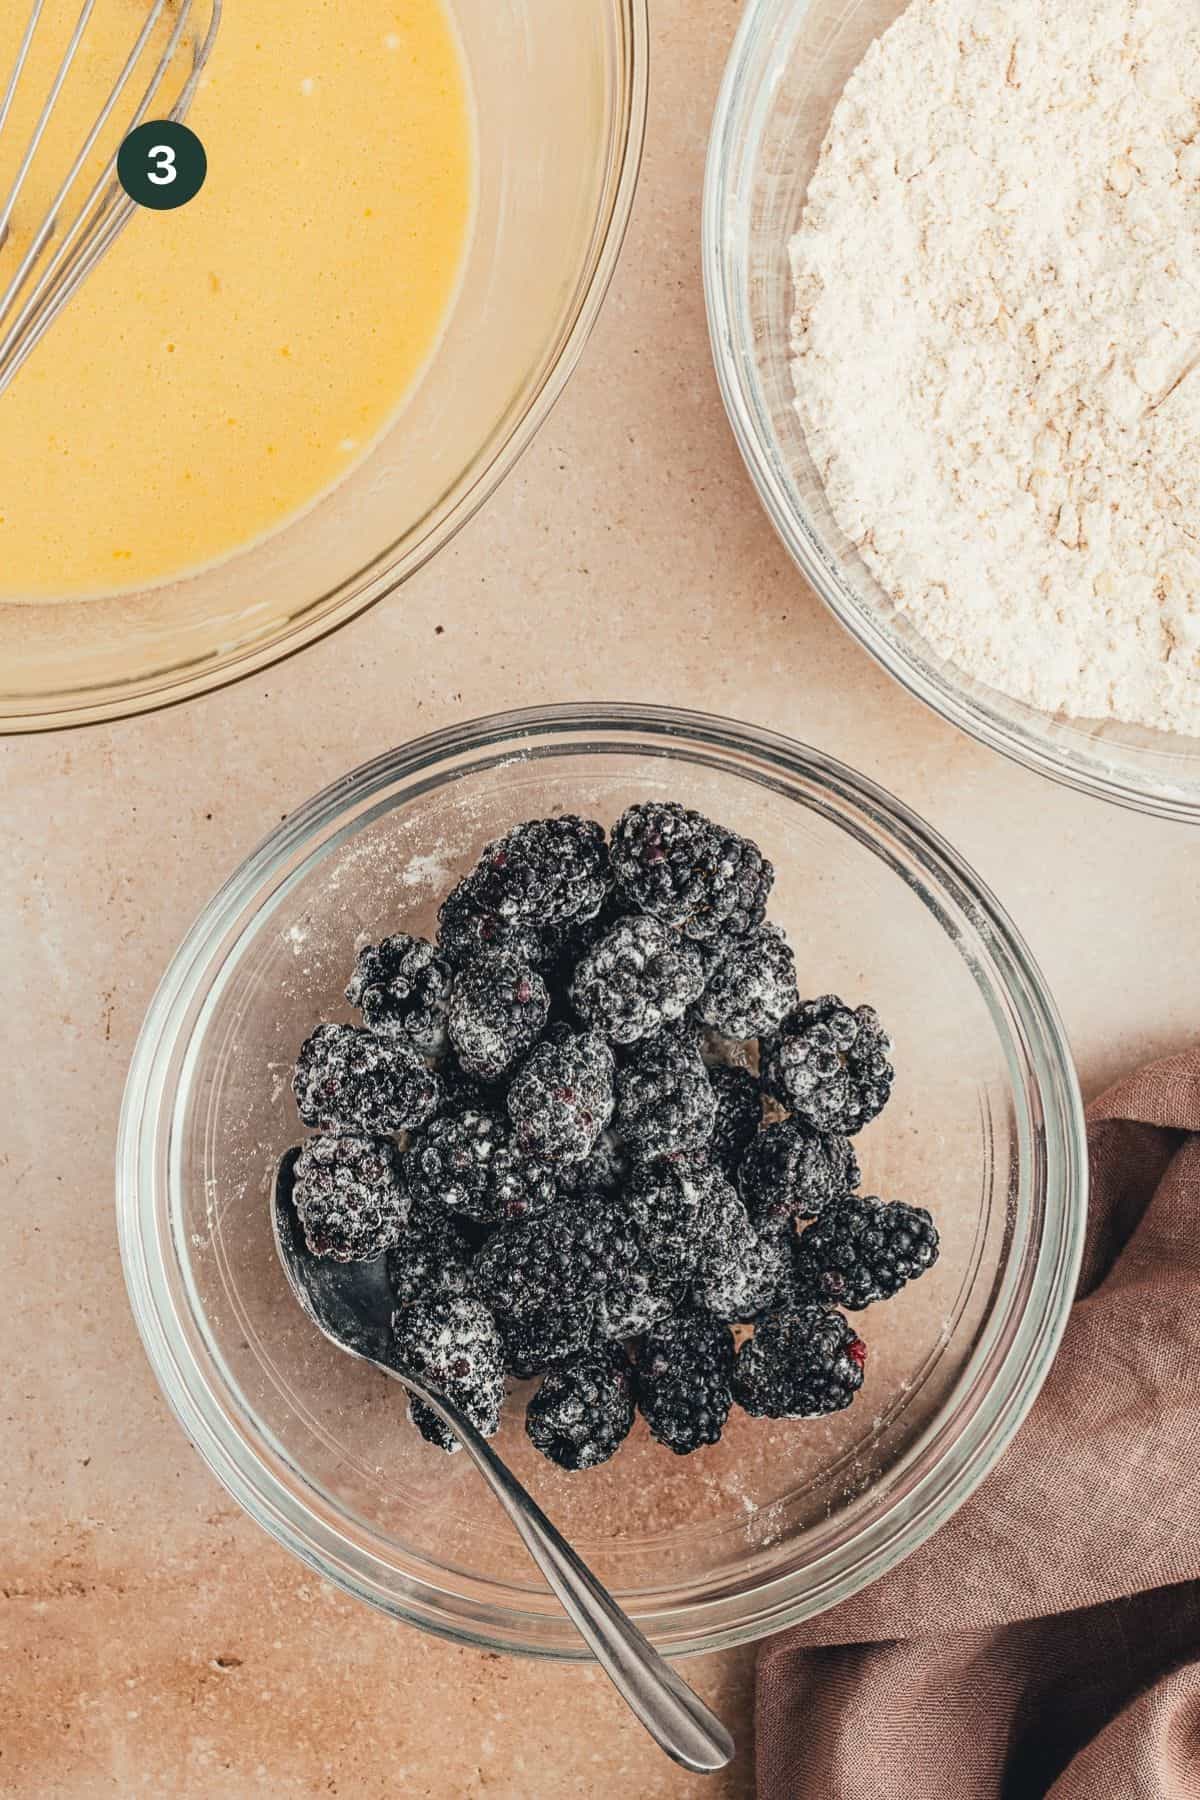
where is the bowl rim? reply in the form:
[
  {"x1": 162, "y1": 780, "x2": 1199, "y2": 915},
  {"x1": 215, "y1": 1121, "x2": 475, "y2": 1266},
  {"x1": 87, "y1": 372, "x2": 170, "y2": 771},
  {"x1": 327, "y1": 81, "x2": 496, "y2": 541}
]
[
  {"x1": 4, "y1": 0, "x2": 649, "y2": 735},
  {"x1": 701, "y1": 0, "x2": 1200, "y2": 824},
  {"x1": 117, "y1": 702, "x2": 1087, "y2": 1659}
]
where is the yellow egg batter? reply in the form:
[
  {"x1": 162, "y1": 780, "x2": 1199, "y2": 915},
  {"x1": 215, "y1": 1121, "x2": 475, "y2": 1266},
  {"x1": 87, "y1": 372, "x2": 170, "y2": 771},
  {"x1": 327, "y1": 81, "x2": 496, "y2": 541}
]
[{"x1": 0, "y1": 0, "x2": 473, "y2": 600}]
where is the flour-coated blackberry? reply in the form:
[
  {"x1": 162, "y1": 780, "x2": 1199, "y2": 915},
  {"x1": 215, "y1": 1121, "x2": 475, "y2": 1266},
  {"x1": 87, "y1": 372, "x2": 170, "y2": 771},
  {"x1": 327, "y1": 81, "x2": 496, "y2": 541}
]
[
  {"x1": 292, "y1": 1133, "x2": 410, "y2": 1263},
  {"x1": 737, "y1": 1116, "x2": 859, "y2": 1230},
  {"x1": 761, "y1": 996, "x2": 894, "y2": 1135},
  {"x1": 292, "y1": 1023, "x2": 442, "y2": 1135},
  {"x1": 487, "y1": 1143, "x2": 561, "y2": 1224},
  {"x1": 734, "y1": 1305, "x2": 866, "y2": 1419},
  {"x1": 446, "y1": 950, "x2": 549, "y2": 1081},
  {"x1": 345, "y1": 934, "x2": 452, "y2": 1053},
  {"x1": 405, "y1": 1106, "x2": 505, "y2": 1221},
  {"x1": 695, "y1": 922, "x2": 799, "y2": 1040},
  {"x1": 387, "y1": 1203, "x2": 477, "y2": 1309},
  {"x1": 570, "y1": 914, "x2": 706, "y2": 1044},
  {"x1": 625, "y1": 1154, "x2": 732, "y2": 1288},
  {"x1": 614, "y1": 1027, "x2": 716, "y2": 1159},
  {"x1": 472, "y1": 1192, "x2": 638, "y2": 1322},
  {"x1": 594, "y1": 1264, "x2": 684, "y2": 1342},
  {"x1": 390, "y1": 1296, "x2": 505, "y2": 1453},
  {"x1": 437, "y1": 875, "x2": 544, "y2": 970},
  {"x1": 468, "y1": 815, "x2": 611, "y2": 928},
  {"x1": 526, "y1": 1345, "x2": 635, "y2": 1470},
  {"x1": 634, "y1": 1312, "x2": 734, "y2": 1455},
  {"x1": 610, "y1": 801, "x2": 773, "y2": 943},
  {"x1": 792, "y1": 1196, "x2": 939, "y2": 1309},
  {"x1": 506, "y1": 1025, "x2": 615, "y2": 1163},
  {"x1": 405, "y1": 1104, "x2": 559, "y2": 1226},
  {"x1": 695, "y1": 1225, "x2": 792, "y2": 1324}
]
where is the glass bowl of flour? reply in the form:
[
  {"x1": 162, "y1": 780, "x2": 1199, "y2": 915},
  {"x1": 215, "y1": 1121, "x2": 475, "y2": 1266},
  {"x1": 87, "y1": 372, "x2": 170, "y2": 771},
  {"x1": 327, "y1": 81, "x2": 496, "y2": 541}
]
[{"x1": 705, "y1": 0, "x2": 1200, "y2": 821}]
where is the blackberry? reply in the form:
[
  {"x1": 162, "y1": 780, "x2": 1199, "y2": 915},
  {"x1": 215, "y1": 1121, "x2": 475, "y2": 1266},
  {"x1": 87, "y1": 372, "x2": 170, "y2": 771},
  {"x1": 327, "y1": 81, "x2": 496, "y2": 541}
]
[
  {"x1": 793, "y1": 1196, "x2": 939, "y2": 1310},
  {"x1": 292, "y1": 1133, "x2": 410, "y2": 1262},
  {"x1": 472, "y1": 1192, "x2": 639, "y2": 1322},
  {"x1": 387, "y1": 1203, "x2": 477, "y2": 1309},
  {"x1": 695, "y1": 1230, "x2": 792, "y2": 1324},
  {"x1": 693, "y1": 934, "x2": 738, "y2": 982},
  {"x1": 625, "y1": 1154, "x2": 732, "y2": 1288},
  {"x1": 293, "y1": 1023, "x2": 442, "y2": 1135},
  {"x1": 761, "y1": 997, "x2": 894, "y2": 1135},
  {"x1": 390, "y1": 1297, "x2": 505, "y2": 1453},
  {"x1": 406, "y1": 1105, "x2": 559, "y2": 1225},
  {"x1": 487, "y1": 1143, "x2": 561, "y2": 1223},
  {"x1": 610, "y1": 801, "x2": 773, "y2": 943},
  {"x1": 693, "y1": 1177, "x2": 758, "y2": 1289},
  {"x1": 615, "y1": 1028, "x2": 716, "y2": 1159},
  {"x1": 634, "y1": 1312, "x2": 734, "y2": 1455},
  {"x1": 737, "y1": 1116, "x2": 859, "y2": 1230},
  {"x1": 402, "y1": 1101, "x2": 557, "y2": 1231},
  {"x1": 526, "y1": 1345, "x2": 635, "y2": 1470},
  {"x1": 707, "y1": 1065, "x2": 762, "y2": 1180},
  {"x1": 496, "y1": 1304, "x2": 597, "y2": 1379},
  {"x1": 439, "y1": 1049, "x2": 504, "y2": 1111},
  {"x1": 437, "y1": 875, "x2": 544, "y2": 969},
  {"x1": 507, "y1": 1025, "x2": 615, "y2": 1163},
  {"x1": 447, "y1": 950, "x2": 549, "y2": 1080},
  {"x1": 557, "y1": 1131, "x2": 629, "y2": 1199},
  {"x1": 345, "y1": 934, "x2": 451, "y2": 1053},
  {"x1": 537, "y1": 894, "x2": 622, "y2": 988},
  {"x1": 570, "y1": 915, "x2": 705, "y2": 1045},
  {"x1": 470, "y1": 815, "x2": 610, "y2": 927},
  {"x1": 406, "y1": 1106, "x2": 506, "y2": 1221},
  {"x1": 695, "y1": 922, "x2": 799, "y2": 1040},
  {"x1": 594, "y1": 1265, "x2": 683, "y2": 1342},
  {"x1": 734, "y1": 1305, "x2": 866, "y2": 1419}
]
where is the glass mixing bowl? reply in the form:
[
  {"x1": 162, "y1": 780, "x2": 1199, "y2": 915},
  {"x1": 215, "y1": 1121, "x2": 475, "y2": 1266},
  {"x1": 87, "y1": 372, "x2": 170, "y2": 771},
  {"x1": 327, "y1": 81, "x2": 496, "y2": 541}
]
[
  {"x1": 118, "y1": 704, "x2": 1085, "y2": 1657},
  {"x1": 1, "y1": 2, "x2": 646, "y2": 733},
  {"x1": 703, "y1": 0, "x2": 1200, "y2": 822}
]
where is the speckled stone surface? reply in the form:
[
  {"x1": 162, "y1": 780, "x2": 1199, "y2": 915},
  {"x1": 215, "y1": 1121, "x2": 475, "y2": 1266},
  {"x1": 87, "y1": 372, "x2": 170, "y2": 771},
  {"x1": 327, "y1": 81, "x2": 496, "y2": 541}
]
[{"x1": 3, "y1": 3, "x2": 1200, "y2": 1795}]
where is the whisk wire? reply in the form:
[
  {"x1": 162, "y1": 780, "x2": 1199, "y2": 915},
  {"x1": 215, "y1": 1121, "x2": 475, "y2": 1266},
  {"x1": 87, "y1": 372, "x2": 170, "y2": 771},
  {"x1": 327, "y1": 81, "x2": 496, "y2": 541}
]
[
  {"x1": 0, "y1": 1, "x2": 49, "y2": 145},
  {"x1": 0, "y1": 0, "x2": 220, "y2": 396},
  {"x1": 0, "y1": 1, "x2": 172, "y2": 318},
  {"x1": 0, "y1": 1, "x2": 100, "y2": 248}
]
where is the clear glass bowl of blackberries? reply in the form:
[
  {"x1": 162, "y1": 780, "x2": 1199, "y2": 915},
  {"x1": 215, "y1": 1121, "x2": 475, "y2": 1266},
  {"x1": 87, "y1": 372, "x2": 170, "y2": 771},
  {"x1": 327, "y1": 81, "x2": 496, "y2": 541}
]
[{"x1": 120, "y1": 705, "x2": 1085, "y2": 1658}]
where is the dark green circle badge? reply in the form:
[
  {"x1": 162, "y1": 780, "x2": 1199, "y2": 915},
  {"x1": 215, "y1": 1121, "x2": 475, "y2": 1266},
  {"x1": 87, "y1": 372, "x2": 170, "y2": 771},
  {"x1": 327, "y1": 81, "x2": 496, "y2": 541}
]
[{"x1": 117, "y1": 121, "x2": 208, "y2": 211}]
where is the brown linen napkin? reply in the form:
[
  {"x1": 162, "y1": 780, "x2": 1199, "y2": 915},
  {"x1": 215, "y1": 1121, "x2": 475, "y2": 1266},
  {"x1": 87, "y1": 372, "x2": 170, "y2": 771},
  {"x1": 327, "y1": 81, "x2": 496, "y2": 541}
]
[{"x1": 757, "y1": 1048, "x2": 1200, "y2": 1800}]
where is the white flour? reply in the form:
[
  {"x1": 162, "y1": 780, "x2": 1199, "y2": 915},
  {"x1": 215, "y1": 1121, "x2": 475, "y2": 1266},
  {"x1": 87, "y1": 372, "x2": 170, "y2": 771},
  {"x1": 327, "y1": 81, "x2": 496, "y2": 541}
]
[{"x1": 790, "y1": 0, "x2": 1200, "y2": 734}]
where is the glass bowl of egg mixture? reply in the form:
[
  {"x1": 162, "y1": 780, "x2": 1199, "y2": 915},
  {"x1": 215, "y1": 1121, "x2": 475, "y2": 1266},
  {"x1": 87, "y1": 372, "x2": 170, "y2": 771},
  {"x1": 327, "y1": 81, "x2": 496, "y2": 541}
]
[
  {"x1": 0, "y1": 0, "x2": 646, "y2": 731},
  {"x1": 118, "y1": 705, "x2": 1085, "y2": 1656},
  {"x1": 705, "y1": 0, "x2": 1200, "y2": 821}
]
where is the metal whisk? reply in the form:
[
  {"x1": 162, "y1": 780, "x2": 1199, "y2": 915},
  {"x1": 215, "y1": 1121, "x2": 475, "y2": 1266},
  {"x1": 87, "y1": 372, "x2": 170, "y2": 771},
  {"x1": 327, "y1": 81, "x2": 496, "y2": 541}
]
[{"x1": 0, "y1": 0, "x2": 221, "y2": 398}]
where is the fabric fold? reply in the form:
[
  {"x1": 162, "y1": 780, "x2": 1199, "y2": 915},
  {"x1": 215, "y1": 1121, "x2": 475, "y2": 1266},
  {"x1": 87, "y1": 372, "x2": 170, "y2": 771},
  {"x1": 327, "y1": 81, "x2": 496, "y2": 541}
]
[{"x1": 757, "y1": 1049, "x2": 1200, "y2": 1799}]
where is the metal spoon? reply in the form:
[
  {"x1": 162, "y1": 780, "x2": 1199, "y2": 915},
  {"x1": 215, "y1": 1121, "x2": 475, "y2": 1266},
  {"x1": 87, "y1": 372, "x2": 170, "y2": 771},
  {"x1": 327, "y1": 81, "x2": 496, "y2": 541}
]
[{"x1": 271, "y1": 1151, "x2": 735, "y2": 1776}]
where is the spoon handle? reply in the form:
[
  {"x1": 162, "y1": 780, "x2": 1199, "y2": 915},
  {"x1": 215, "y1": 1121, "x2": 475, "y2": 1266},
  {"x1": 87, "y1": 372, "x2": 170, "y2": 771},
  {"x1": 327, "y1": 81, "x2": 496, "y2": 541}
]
[{"x1": 396, "y1": 1371, "x2": 735, "y2": 1776}]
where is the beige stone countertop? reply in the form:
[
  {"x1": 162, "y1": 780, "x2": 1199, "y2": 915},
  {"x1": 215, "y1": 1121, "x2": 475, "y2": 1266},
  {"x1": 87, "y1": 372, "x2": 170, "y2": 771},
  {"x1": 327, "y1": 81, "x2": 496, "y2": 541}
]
[{"x1": 4, "y1": 2, "x2": 1200, "y2": 1795}]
